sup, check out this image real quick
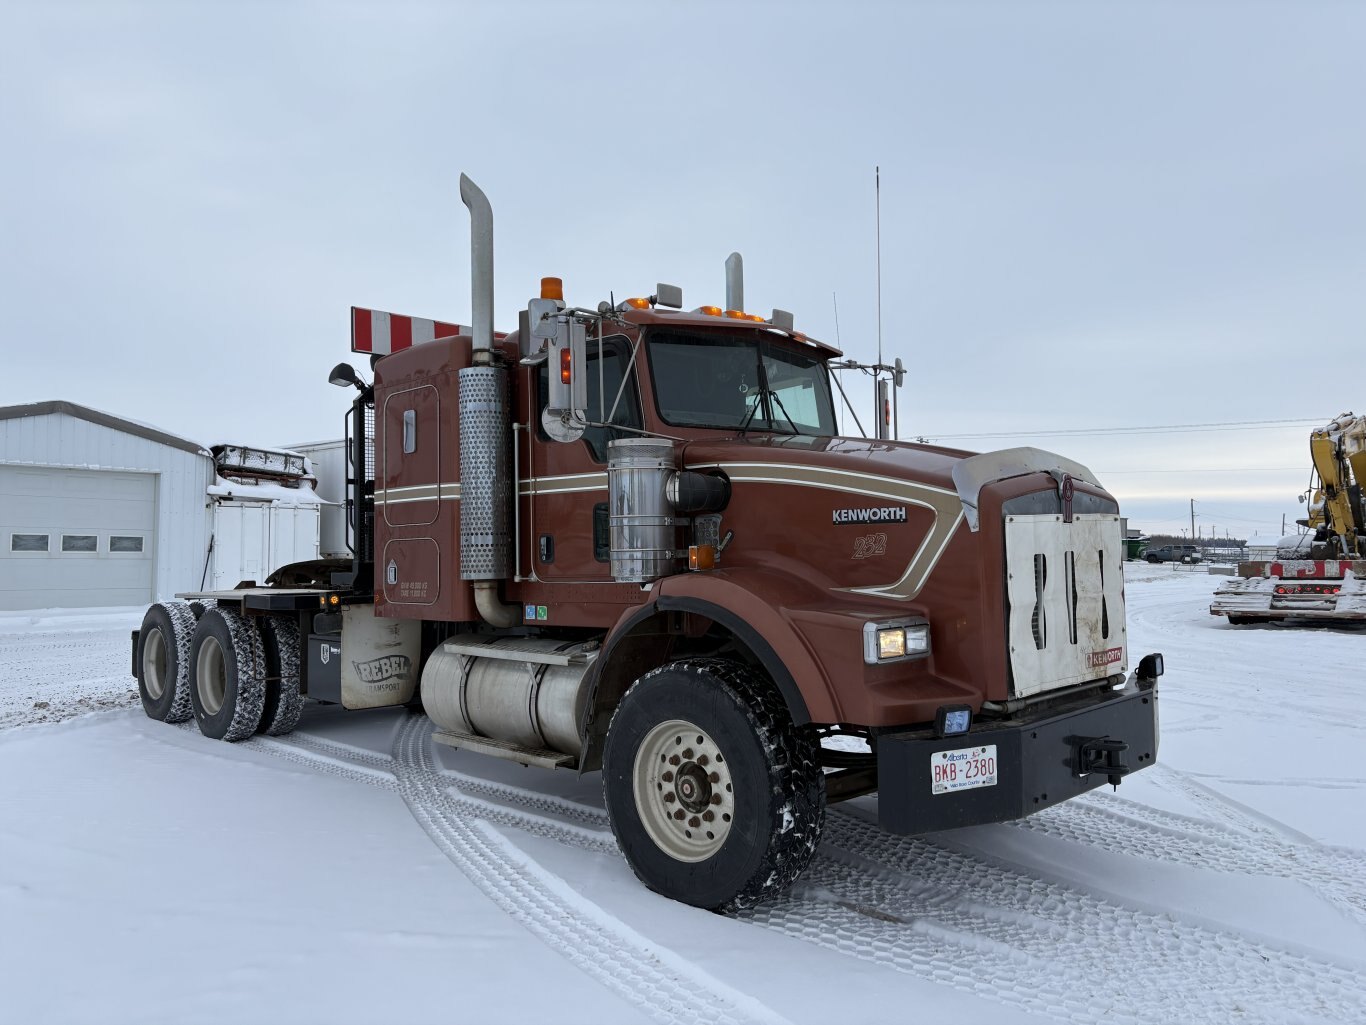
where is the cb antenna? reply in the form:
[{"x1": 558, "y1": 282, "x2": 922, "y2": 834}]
[{"x1": 875, "y1": 165, "x2": 883, "y2": 370}]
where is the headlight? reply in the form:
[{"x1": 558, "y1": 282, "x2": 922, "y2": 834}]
[{"x1": 863, "y1": 619, "x2": 930, "y2": 664}]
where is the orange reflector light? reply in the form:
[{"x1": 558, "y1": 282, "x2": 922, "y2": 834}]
[
  {"x1": 747, "y1": 314, "x2": 765, "y2": 322},
  {"x1": 540, "y1": 277, "x2": 564, "y2": 301},
  {"x1": 699, "y1": 306, "x2": 722, "y2": 317},
  {"x1": 560, "y1": 347, "x2": 572, "y2": 384},
  {"x1": 625, "y1": 297, "x2": 650, "y2": 310},
  {"x1": 329, "y1": 594, "x2": 340, "y2": 606},
  {"x1": 689, "y1": 544, "x2": 716, "y2": 571},
  {"x1": 723, "y1": 309, "x2": 746, "y2": 319}
]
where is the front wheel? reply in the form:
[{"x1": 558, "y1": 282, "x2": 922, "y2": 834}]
[{"x1": 602, "y1": 659, "x2": 825, "y2": 911}]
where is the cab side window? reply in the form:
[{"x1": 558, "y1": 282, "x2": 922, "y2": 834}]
[{"x1": 537, "y1": 335, "x2": 643, "y2": 462}]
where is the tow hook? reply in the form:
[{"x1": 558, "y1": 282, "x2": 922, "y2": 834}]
[{"x1": 1072, "y1": 735, "x2": 1131, "y2": 788}]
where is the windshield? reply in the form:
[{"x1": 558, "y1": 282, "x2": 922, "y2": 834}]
[{"x1": 647, "y1": 329, "x2": 837, "y2": 436}]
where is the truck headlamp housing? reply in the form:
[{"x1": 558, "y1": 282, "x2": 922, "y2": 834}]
[{"x1": 863, "y1": 618, "x2": 930, "y2": 665}]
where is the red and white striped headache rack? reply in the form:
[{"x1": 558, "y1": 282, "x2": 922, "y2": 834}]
[{"x1": 350, "y1": 306, "x2": 508, "y2": 356}]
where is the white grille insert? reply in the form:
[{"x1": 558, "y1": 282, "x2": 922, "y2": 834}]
[{"x1": 1005, "y1": 513, "x2": 1126, "y2": 698}]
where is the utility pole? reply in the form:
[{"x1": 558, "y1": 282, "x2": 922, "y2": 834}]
[
  {"x1": 1281, "y1": 513, "x2": 1286, "y2": 535},
  {"x1": 1190, "y1": 499, "x2": 1197, "y2": 543}
]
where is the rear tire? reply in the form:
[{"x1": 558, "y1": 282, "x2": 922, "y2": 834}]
[
  {"x1": 602, "y1": 658, "x2": 826, "y2": 911},
  {"x1": 136, "y1": 602, "x2": 197, "y2": 723},
  {"x1": 258, "y1": 615, "x2": 305, "y2": 736},
  {"x1": 189, "y1": 608, "x2": 267, "y2": 741}
]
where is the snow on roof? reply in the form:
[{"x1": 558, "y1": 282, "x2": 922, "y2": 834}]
[{"x1": 0, "y1": 399, "x2": 209, "y2": 457}]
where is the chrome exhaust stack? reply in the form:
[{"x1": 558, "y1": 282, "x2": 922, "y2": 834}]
[
  {"x1": 457, "y1": 175, "x2": 515, "y2": 624},
  {"x1": 460, "y1": 174, "x2": 495, "y2": 361},
  {"x1": 725, "y1": 251, "x2": 743, "y2": 312}
]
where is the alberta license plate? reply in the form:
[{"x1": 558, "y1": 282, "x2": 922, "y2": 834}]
[{"x1": 930, "y1": 745, "x2": 998, "y2": 795}]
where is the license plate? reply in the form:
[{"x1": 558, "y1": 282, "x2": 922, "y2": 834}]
[{"x1": 930, "y1": 744, "x2": 998, "y2": 795}]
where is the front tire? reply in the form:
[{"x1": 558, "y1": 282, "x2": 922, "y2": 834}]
[
  {"x1": 189, "y1": 608, "x2": 267, "y2": 741},
  {"x1": 602, "y1": 658, "x2": 825, "y2": 911},
  {"x1": 136, "y1": 602, "x2": 197, "y2": 723}
]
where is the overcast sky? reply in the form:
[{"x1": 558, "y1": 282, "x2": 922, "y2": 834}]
[{"x1": 3, "y1": 1, "x2": 1363, "y2": 537}]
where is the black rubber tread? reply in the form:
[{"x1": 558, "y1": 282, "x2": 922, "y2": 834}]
[
  {"x1": 188, "y1": 607, "x2": 267, "y2": 742},
  {"x1": 136, "y1": 601, "x2": 197, "y2": 724},
  {"x1": 257, "y1": 615, "x2": 305, "y2": 736},
  {"x1": 602, "y1": 657, "x2": 826, "y2": 912}
]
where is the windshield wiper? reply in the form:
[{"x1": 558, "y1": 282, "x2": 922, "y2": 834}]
[{"x1": 768, "y1": 388, "x2": 800, "y2": 434}]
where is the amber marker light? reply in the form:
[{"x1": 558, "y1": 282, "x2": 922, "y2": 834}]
[
  {"x1": 747, "y1": 314, "x2": 766, "y2": 322},
  {"x1": 699, "y1": 306, "x2": 723, "y2": 317},
  {"x1": 540, "y1": 277, "x2": 564, "y2": 301},
  {"x1": 624, "y1": 297, "x2": 651, "y2": 310},
  {"x1": 560, "y1": 347, "x2": 572, "y2": 384},
  {"x1": 688, "y1": 545, "x2": 716, "y2": 571},
  {"x1": 723, "y1": 309, "x2": 747, "y2": 319}
]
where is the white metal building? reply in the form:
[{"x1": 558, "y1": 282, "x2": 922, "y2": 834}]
[{"x1": 0, "y1": 400, "x2": 214, "y2": 610}]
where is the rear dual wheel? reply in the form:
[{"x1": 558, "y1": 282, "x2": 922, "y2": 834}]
[
  {"x1": 189, "y1": 608, "x2": 267, "y2": 741},
  {"x1": 136, "y1": 602, "x2": 198, "y2": 723},
  {"x1": 257, "y1": 616, "x2": 305, "y2": 736}
]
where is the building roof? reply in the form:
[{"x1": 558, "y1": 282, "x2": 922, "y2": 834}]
[{"x1": 0, "y1": 400, "x2": 208, "y2": 457}]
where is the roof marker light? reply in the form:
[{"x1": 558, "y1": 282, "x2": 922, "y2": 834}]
[
  {"x1": 698, "y1": 306, "x2": 722, "y2": 317},
  {"x1": 625, "y1": 297, "x2": 651, "y2": 310},
  {"x1": 723, "y1": 309, "x2": 747, "y2": 319}
]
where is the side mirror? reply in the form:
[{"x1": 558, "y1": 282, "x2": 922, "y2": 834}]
[
  {"x1": 543, "y1": 317, "x2": 587, "y2": 442},
  {"x1": 527, "y1": 297, "x2": 560, "y2": 340},
  {"x1": 654, "y1": 283, "x2": 683, "y2": 309}
]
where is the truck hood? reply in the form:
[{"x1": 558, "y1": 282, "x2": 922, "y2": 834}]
[{"x1": 681, "y1": 435, "x2": 1103, "y2": 533}]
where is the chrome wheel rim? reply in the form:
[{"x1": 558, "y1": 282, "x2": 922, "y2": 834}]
[
  {"x1": 142, "y1": 627, "x2": 167, "y2": 700},
  {"x1": 632, "y1": 718, "x2": 735, "y2": 863},
  {"x1": 196, "y1": 636, "x2": 226, "y2": 715}
]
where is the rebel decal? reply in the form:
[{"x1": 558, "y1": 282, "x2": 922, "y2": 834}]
[
  {"x1": 833, "y1": 506, "x2": 907, "y2": 525},
  {"x1": 351, "y1": 654, "x2": 412, "y2": 685}
]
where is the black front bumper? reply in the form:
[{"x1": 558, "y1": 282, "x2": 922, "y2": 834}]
[{"x1": 875, "y1": 677, "x2": 1158, "y2": 835}]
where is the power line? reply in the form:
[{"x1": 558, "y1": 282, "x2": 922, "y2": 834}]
[
  {"x1": 1099, "y1": 467, "x2": 1302, "y2": 474},
  {"x1": 921, "y1": 416, "x2": 1325, "y2": 441}
]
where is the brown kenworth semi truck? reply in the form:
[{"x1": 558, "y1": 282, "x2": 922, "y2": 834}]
[{"x1": 132, "y1": 175, "x2": 1162, "y2": 910}]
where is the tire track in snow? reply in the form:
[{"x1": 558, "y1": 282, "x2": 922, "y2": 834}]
[
  {"x1": 388, "y1": 714, "x2": 790, "y2": 1025},
  {"x1": 255, "y1": 722, "x2": 1366, "y2": 1024},
  {"x1": 245, "y1": 717, "x2": 786, "y2": 1025},
  {"x1": 750, "y1": 811, "x2": 1366, "y2": 1025},
  {"x1": 1012, "y1": 788, "x2": 1366, "y2": 927}
]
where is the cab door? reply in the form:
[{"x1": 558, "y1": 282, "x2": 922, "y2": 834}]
[{"x1": 524, "y1": 335, "x2": 642, "y2": 582}]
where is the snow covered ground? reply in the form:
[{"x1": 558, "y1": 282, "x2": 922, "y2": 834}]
[{"x1": 2, "y1": 567, "x2": 1364, "y2": 1024}]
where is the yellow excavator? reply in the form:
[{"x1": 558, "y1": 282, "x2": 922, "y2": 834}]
[
  {"x1": 1301, "y1": 411, "x2": 1366, "y2": 558},
  {"x1": 1210, "y1": 411, "x2": 1366, "y2": 624}
]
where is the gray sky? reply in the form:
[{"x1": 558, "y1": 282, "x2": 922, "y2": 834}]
[{"x1": 3, "y1": 1, "x2": 1363, "y2": 537}]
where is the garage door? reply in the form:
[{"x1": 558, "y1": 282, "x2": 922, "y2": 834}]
[{"x1": 0, "y1": 466, "x2": 155, "y2": 610}]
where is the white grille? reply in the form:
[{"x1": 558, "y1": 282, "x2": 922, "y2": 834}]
[{"x1": 1005, "y1": 513, "x2": 1126, "y2": 698}]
